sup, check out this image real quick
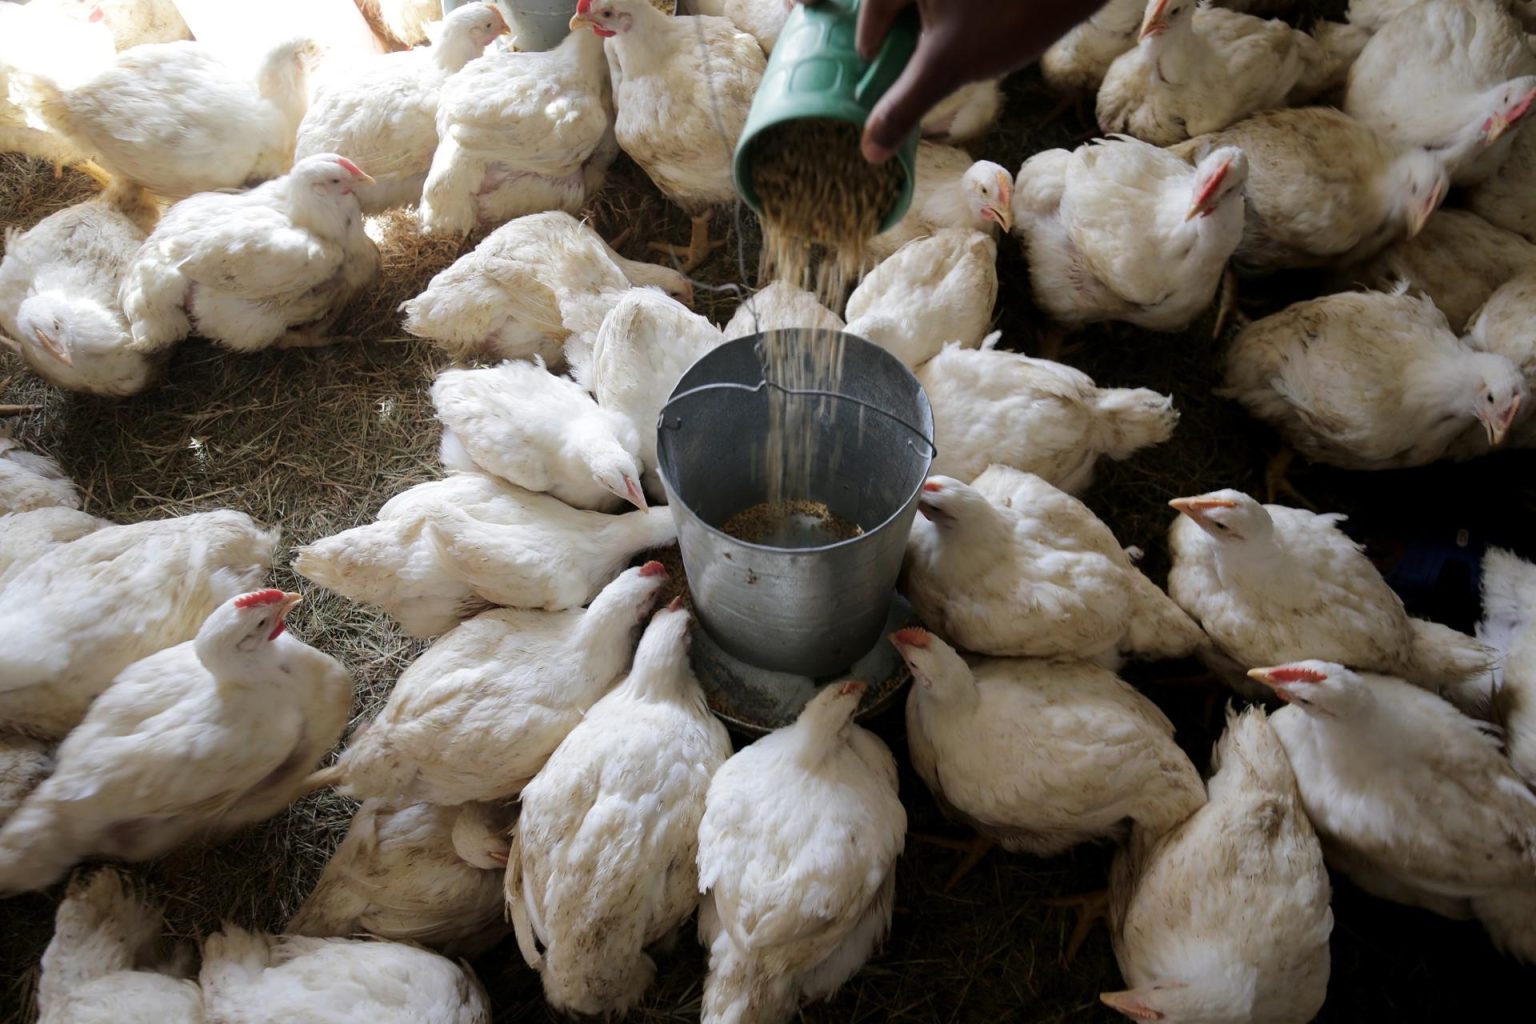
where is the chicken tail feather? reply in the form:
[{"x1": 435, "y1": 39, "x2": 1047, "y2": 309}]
[
  {"x1": 0, "y1": 796, "x2": 78, "y2": 893},
  {"x1": 38, "y1": 868, "x2": 165, "y2": 1004},
  {"x1": 1403, "y1": 618, "x2": 1498, "y2": 710}
]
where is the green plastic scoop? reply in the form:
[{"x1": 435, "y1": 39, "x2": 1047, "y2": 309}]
[{"x1": 732, "y1": 0, "x2": 921, "y2": 233}]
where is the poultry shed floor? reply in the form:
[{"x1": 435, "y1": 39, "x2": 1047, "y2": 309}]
[{"x1": 4, "y1": 29, "x2": 1536, "y2": 1022}]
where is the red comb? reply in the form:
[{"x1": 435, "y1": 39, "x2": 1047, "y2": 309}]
[
  {"x1": 234, "y1": 589, "x2": 288, "y2": 609},
  {"x1": 639, "y1": 560, "x2": 667, "y2": 578},
  {"x1": 891, "y1": 627, "x2": 930, "y2": 649},
  {"x1": 88, "y1": 7, "x2": 105, "y2": 21},
  {"x1": 336, "y1": 156, "x2": 366, "y2": 178},
  {"x1": 576, "y1": 0, "x2": 593, "y2": 12},
  {"x1": 922, "y1": 481, "x2": 943, "y2": 493},
  {"x1": 1268, "y1": 666, "x2": 1327, "y2": 684}
]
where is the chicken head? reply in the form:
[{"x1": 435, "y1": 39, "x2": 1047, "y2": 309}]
[
  {"x1": 569, "y1": 0, "x2": 638, "y2": 36},
  {"x1": 1468, "y1": 356, "x2": 1527, "y2": 447},
  {"x1": 450, "y1": 802, "x2": 512, "y2": 869},
  {"x1": 794, "y1": 679, "x2": 868, "y2": 743},
  {"x1": 915, "y1": 476, "x2": 992, "y2": 529},
  {"x1": 1389, "y1": 150, "x2": 1447, "y2": 240},
  {"x1": 291, "y1": 154, "x2": 376, "y2": 198},
  {"x1": 963, "y1": 161, "x2": 1015, "y2": 233},
  {"x1": 15, "y1": 292, "x2": 121, "y2": 370},
  {"x1": 1167, "y1": 489, "x2": 1272, "y2": 545},
  {"x1": 194, "y1": 588, "x2": 304, "y2": 665},
  {"x1": 890, "y1": 627, "x2": 969, "y2": 695},
  {"x1": 1187, "y1": 146, "x2": 1247, "y2": 222},
  {"x1": 452, "y1": 2, "x2": 511, "y2": 49},
  {"x1": 1248, "y1": 660, "x2": 1370, "y2": 718},
  {"x1": 1137, "y1": 0, "x2": 1192, "y2": 41}
]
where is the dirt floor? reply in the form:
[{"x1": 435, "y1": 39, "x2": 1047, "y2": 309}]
[{"x1": 4, "y1": 29, "x2": 1536, "y2": 1024}]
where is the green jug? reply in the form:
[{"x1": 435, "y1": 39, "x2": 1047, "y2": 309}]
[{"x1": 732, "y1": 0, "x2": 920, "y2": 233}]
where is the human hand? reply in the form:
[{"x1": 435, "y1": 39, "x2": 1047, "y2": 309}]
[{"x1": 800, "y1": 0, "x2": 1107, "y2": 162}]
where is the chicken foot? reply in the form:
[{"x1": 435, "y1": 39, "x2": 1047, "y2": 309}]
[
  {"x1": 1264, "y1": 448, "x2": 1317, "y2": 511},
  {"x1": 910, "y1": 831, "x2": 996, "y2": 892},
  {"x1": 1212, "y1": 267, "x2": 1252, "y2": 340},
  {"x1": 648, "y1": 212, "x2": 724, "y2": 274},
  {"x1": 1045, "y1": 888, "x2": 1109, "y2": 963}
]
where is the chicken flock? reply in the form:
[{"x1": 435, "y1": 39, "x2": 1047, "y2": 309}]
[{"x1": 1, "y1": 0, "x2": 1536, "y2": 1021}]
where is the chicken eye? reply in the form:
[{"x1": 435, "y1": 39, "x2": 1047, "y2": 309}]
[
  {"x1": 1213, "y1": 523, "x2": 1228, "y2": 531},
  {"x1": 601, "y1": 9, "x2": 612, "y2": 16},
  {"x1": 1488, "y1": 394, "x2": 1497, "y2": 404}
]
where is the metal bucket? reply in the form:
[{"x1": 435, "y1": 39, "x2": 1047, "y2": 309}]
[
  {"x1": 657, "y1": 329, "x2": 934, "y2": 677},
  {"x1": 442, "y1": 0, "x2": 574, "y2": 51}
]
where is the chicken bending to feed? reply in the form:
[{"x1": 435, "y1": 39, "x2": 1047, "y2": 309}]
[
  {"x1": 1173, "y1": 107, "x2": 1446, "y2": 271},
  {"x1": 1042, "y1": 0, "x2": 1145, "y2": 94},
  {"x1": 294, "y1": 4, "x2": 509, "y2": 215},
  {"x1": 508, "y1": 604, "x2": 732, "y2": 1016},
  {"x1": 0, "y1": 734, "x2": 51, "y2": 827},
  {"x1": 570, "y1": 0, "x2": 765, "y2": 270},
  {"x1": 1478, "y1": 547, "x2": 1536, "y2": 788},
  {"x1": 1337, "y1": 208, "x2": 1536, "y2": 331},
  {"x1": 0, "y1": 436, "x2": 78, "y2": 514},
  {"x1": 400, "y1": 211, "x2": 691, "y2": 366},
  {"x1": 0, "y1": 507, "x2": 108, "y2": 586},
  {"x1": 586, "y1": 287, "x2": 726, "y2": 496},
  {"x1": 36, "y1": 869, "x2": 203, "y2": 1024},
  {"x1": 723, "y1": 280, "x2": 843, "y2": 339},
  {"x1": 1467, "y1": 114, "x2": 1536, "y2": 239},
  {"x1": 120, "y1": 155, "x2": 380, "y2": 354},
  {"x1": 1101, "y1": 706, "x2": 1332, "y2": 1024},
  {"x1": 843, "y1": 229, "x2": 998, "y2": 368},
  {"x1": 919, "y1": 337, "x2": 1177, "y2": 489},
  {"x1": 697, "y1": 681, "x2": 905, "y2": 1024},
  {"x1": 200, "y1": 926, "x2": 490, "y2": 1024},
  {"x1": 288, "y1": 800, "x2": 511, "y2": 956},
  {"x1": 433, "y1": 359, "x2": 647, "y2": 511},
  {"x1": 895, "y1": 630, "x2": 1205, "y2": 856},
  {"x1": 904, "y1": 467, "x2": 1204, "y2": 661},
  {"x1": 321, "y1": 563, "x2": 668, "y2": 806},
  {"x1": 1221, "y1": 285, "x2": 1527, "y2": 469},
  {"x1": 0, "y1": 589, "x2": 352, "y2": 892},
  {"x1": 1014, "y1": 137, "x2": 1245, "y2": 331},
  {"x1": 0, "y1": 187, "x2": 160, "y2": 395},
  {"x1": 19, "y1": 38, "x2": 319, "y2": 198},
  {"x1": 1098, "y1": 0, "x2": 1339, "y2": 146},
  {"x1": 868, "y1": 144, "x2": 1013, "y2": 262},
  {"x1": 1460, "y1": 269, "x2": 1536, "y2": 450},
  {"x1": 1345, "y1": 0, "x2": 1536, "y2": 185},
  {"x1": 1259, "y1": 660, "x2": 1536, "y2": 960},
  {"x1": 50, "y1": 0, "x2": 191, "y2": 49},
  {"x1": 0, "y1": 509, "x2": 276, "y2": 738},
  {"x1": 1168, "y1": 490, "x2": 1496, "y2": 707},
  {"x1": 420, "y1": 27, "x2": 616, "y2": 237}
]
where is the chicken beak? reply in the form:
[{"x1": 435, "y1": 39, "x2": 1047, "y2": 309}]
[
  {"x1": 1168, "y1": 496, "x2": 1235, "y2": 521},
  {"x1": 1484, "y1": 86, "x2": 1536, "y2": 145},
  {"x1": 666, "y1": 595, "x2": 685, "y2": 612},
  {"x1": 490, "y1": 7, "x2": 511, "y2": 35},
  {"x1": 1138, "y1": 0, "x2": 1171, "y2": 40},
  {"x1": 1186, "y1": 159, "x2": 1231, "y2": 221},
  {"x1": 986, "y1": 172, "x2": 1014, "y2": 232},
  {"x1": 32, "y1": 326, "x2": 72, "y2": 365},
  {"x1": 277, "y1": 592, "x2": 304, "y2": 617},
  {"x1": 623, "y1": 475, "x2": 648, "y2": 510},
  {"x1": 488, "y1": 848, "x2": 509, "y2": 866},
  {"x1": 1246, "y1": 664, "x2": 1327, "y2": 702},
  {"x1": 1487, "y1": 394, "x2": 1522, "y2": 446},
  {"x1": 837, "y1": 680, "x2": 868, "y2": 698},
  {"x1": 1408, "y1": 182, "x2": 1442, "y2": 239},
  {"x1": 1101, "y1": 990, "x2": 1164, "y2": 1021}
]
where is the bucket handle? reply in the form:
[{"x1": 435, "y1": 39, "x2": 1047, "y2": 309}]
[{"x1": 658, "y1": 379, "x2": 938, "y2": 460}]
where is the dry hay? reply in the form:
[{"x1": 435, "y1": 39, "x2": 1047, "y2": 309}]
[
  {"x1": 342, "y1": 207, "x2": 476, "y2": 342},
  {"x1": 4, "y1": 21, "x2": 1536, "y2": 1019}
]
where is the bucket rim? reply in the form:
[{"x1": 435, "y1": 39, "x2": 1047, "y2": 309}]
[{"x1": 656, "y1": 329, "x2": 935, "y2": 555}]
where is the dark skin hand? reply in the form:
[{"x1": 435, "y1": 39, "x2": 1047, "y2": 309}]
[{"x1": 801, "y1": 0, "x2": 1109, "y2": 162}]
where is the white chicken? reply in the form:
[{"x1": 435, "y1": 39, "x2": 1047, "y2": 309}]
[
  {"x1": 1221, "y1": 285, "x2": 1527, "y2": 468},
  {"x1": 0, "y1": 589, "x2": 352, "y2": 892},
  {"x1": 36, "y1": 868, "x2": 203, "y2": 1024},
  {"x1": 1172, "y1": 107, "x2": 1446, "y2": 271},
  {"x1": 696, "y1": 680, "x2": 905, "y2": 1024},
  {"x1": 723, "y1": 280, "x2": 843, "y2": 339},
  {"x1": 894, "y1": 629, "x2": 1206, "y2": 858},
  {"x1": 399, "y1": 210, "x2": 691, "y2": 365},
  {"x1": 320, "y1": 562, "x2": 669, "y2": 806},
  {"x1": 904, "y1": 467, "x2": 1204, "y2": 661},
  {"x1": 842, "y1": 229, "x2": 998, "y2": 368},
  {"x1": 360, "y1": 0, "x2": 443, "y2": 47},
  {"x1": 687, "y1": 0, "x2": 790, "y2": 51},
  {"x1": 1256, "y1": 660, "x2": 1536, "y2": 961},
  {"x1": 288, "y1": 800, "x2": 511, "y2": 956},
  {"x1": 1478, "y1": 547, "x2": 1536, "y2": 787},
  {"x1": 0, "y1": 507, "x2": 107, "y2": 586},
  {"x1": 58, "y1": 0, "x2": 192, "y2": 49},
  {"x1": 0, "y1": 2, "x2": 116, "y2": 184},
  {"x1": 1013, "y1": 136, "x2": 1246, "y2": 331},
  {"x1": 1460, "y1": 269, "x2": 1536, "y2": 450},
  {"x1": 1467, "y1": 111, "x2": 1536, "y2": 239},
  {"x1": 293, "y1": 4, "x2": 509, "y2": 214},
  {"x1": 507, "y1": 602, "x2": 731, "y2": 1016},
  {"x1": 292, "y1": 472, "x2": 503, "y2": 638},
  {"x1": 585, "y1": 286, "x2": 726, "y2": 495},
  {"x1": 921, "y1": 80, "x2": 1005, "y2": 144},
  {"x1": 1101, "y1": 706, "x2": 1332, "y2": 1024},
  {"x1": 1167, "y1": 490, "x2": 1496, "y2": 705},
  {"x1": 0, "y1": 734, "x2": 51, "y2": 827},
  {"x1": 867, "y1": 143, "x2": 1014, "y2": 262},
  {"x1": 0, "y1": 509, "x2": 276, "y2": 738},
  {"x1": 0, "y1": 435, "x2": 79, "y2": 514},
  {"x1": 432, "y1": 359, "x2": 647, "y2": 511},
  {"x1": 1098, "y1": 0, "x2": 1337, "y2": 146},
  {"x1": 120, "y1": 154, "x2": 381, "y2": 353},
  {"x1": 916, "y1": 338, "x2": 1178, "y2": 489},
  {"x1": 1345, "y1": 0, "x2": 1536, "y2": 185},
  {"x1": 0, "y1": 187, "x2": 160, "y2": 396},
  {"x1": 200, "y1": 926, "x2": 490, "y2": 1024},
  {"x1": 420, "y1": 27, "x2": 615, "y2": 237},
  {"x1": 21, "y1": 37, "x2": 320, "y2": 198},
  {"x1": 1338, "y1": 208, "x2": 1536, "y2": 331},
  {"x1": 570, "y1": 0, "x2": 765, "y2": 269},
  {"x1": 1042, "y1": 0, "x2": 1145, "y2": 95}
]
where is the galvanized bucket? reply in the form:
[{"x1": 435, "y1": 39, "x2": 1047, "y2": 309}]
[
  {"x1": 442, "y1": 0, "x2": 573, "y2": 51},
  {"x1": 656, "y1": 329, "x2": 934, "y2": 677}
]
